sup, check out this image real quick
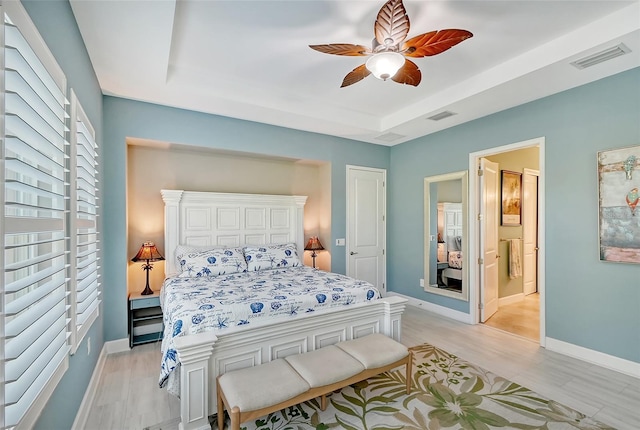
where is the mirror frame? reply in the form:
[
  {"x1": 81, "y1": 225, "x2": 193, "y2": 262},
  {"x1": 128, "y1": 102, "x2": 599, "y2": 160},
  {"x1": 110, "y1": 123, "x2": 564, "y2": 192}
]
[{"x1": 423, "y1": 170, "x2": 469, "y2": 301}]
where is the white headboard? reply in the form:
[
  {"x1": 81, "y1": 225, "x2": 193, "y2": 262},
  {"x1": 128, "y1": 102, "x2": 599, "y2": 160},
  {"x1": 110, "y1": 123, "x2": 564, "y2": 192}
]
[{"x1": 161, "y1": 190, "x2": 308, "y2": 276}]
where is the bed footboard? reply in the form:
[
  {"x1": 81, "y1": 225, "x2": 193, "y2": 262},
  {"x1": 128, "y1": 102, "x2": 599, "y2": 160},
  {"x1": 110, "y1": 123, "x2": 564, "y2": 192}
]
[{"x1": 174, "y1": 295, "x2": 407, "y2": 430}]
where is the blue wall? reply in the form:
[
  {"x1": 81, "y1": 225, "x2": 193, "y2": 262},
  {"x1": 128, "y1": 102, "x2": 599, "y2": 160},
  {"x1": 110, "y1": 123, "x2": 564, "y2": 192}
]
[
  {"x1": 21, "y1": 1, "x2": 105, "y2": 429},
  {"x1": 388, "y1": 67, "x2": 640, "y2": 362},
  {"x1": 102, "y1": 97, "x2": 390, "y2": 341}
]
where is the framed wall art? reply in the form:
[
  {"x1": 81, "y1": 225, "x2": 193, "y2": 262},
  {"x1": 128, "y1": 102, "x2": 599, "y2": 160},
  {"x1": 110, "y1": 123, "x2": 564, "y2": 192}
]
[
  {"x1": 598, "y1": 145, "x2": 640, "y2": 264},
  {"x1": 501, "y1": 170, "x2": 522, "y2": 226}
]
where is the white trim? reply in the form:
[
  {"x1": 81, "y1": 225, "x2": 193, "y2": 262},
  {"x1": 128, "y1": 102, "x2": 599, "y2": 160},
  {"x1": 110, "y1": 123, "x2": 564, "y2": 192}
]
[
  {"x1": 387, "y1": 292, "x2": 473, "y2": 324},
  {"x1": 499, "y1": 293, "x2": 524, "y2": 306},
  {"x1": 546, "y1": 337, "x2": 640, "y2": 380},
  {"x1": 468, "y1": 137, "x2": 546, "y2": 347},
  {"x1": 71, "y1": 344, "x2": 108, "y2": 430}
]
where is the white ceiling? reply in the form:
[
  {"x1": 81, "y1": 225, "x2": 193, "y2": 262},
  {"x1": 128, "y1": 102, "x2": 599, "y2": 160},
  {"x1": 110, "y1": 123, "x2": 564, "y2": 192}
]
[{"x1": 69, "y1": 0, "x2": 640, "y2": 146}]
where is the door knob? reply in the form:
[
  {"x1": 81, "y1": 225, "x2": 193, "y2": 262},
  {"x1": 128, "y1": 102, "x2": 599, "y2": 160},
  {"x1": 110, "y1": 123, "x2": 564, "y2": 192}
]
[{"x1": 350, "y1": 251, "x2": 358, "y2": 255}]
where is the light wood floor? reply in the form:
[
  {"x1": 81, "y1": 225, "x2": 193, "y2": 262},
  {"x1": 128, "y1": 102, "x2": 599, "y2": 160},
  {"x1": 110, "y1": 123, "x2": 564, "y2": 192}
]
[
  {"x1": 86, "y1": 305, "x2": 639, "y2": 429},
  {"x1": 483, "y1": 293, "x2": 540, "y2": 340}
]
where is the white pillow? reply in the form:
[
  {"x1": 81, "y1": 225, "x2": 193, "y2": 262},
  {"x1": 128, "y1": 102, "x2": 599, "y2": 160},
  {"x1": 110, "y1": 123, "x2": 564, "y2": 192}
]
[
  {"x1": 243, "y1": 243, "x2": 301, "y2": 271},
  {"x1": 175, "y1": 244, "x2": 215, "y2": 263},
  {"x1": 177, "y1": 247, "x2": 247, "y2": 277}
]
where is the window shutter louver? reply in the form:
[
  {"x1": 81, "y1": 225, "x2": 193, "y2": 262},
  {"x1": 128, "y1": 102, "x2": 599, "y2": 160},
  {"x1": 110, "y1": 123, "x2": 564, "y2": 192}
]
[
  {"x1": 69, "y1": 90, "x2": 101, "y2": 349},
  {"x1": 2, "y1": 9, "x2": 71, "y2": 428}
]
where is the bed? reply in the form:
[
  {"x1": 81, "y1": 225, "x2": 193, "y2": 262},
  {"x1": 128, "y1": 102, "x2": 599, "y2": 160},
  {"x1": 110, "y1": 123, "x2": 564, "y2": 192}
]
[
  {"x1": 441, "y1": 235, "x2": 463, "y2": 287},
  {"x1": 159, "y1": 190, "x2": 407, "y2": 430}
]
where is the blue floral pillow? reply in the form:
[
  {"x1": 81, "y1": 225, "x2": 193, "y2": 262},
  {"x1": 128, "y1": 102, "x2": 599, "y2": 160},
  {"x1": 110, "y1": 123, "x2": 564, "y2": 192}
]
[
  {"x1": 177, "y1": 247, "x2": 247, "y2": 277},
  {"x1": 243, "y1": 243, "x2": 301, "y2": 271}
]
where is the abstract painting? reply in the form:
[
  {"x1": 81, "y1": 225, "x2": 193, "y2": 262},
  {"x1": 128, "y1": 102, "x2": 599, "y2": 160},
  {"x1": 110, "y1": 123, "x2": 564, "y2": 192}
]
[
  {"x1": 501, "y1": 170, "x2": 522, "y2": 226},
  {"x1": 598, "y1": 145, "x2": 640, "y2": 263}
]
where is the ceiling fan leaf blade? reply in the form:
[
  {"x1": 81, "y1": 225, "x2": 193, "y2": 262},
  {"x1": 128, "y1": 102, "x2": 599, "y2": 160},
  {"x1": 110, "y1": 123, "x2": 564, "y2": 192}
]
[
  {"x1": 391, "y1": 59, "x2": 421, "y2": 86},
  {"x1": 341, "y1": 64, "x2": 371, "y2": 88},
  {"x1": 374, "y1": 0, "x2": 410, "y2": 47},
  {"x1": 309, "y1": 44, "x2": 370, "y2": 56},
  {"x1": 402, "y1": 29, "x2": 473, "y2": 57}
]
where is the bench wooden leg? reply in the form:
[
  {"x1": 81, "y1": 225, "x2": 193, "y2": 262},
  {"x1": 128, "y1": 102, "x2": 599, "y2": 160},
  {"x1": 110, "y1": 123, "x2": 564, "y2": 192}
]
[
  {"x1": 217, "y1": 385, "x2": 225, "y2": 430},
  {"x1": 406, "y1": 351, "x2": 412, "y2": 394},
  {"x1": 320, "y1": 394, "x2": 327, "y2": 411},
  {"x1": 230, "y1": 406, "x2": 241, "y2": 430}
]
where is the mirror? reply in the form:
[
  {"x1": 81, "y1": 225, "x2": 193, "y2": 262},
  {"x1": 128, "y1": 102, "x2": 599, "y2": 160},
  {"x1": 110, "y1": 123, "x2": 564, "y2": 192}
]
[{"x1": 424, "y1": 170, "x2": 468, "y2": 301}]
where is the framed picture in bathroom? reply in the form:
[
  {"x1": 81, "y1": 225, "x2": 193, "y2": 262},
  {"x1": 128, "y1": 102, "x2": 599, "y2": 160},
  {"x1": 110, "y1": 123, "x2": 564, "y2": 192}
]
[
  {"x1": 501, "y1": 170, "x2": 522, "y2": 226},
  {"x1": 598, "y1": 145, "x2": 640, "y2": 264}
]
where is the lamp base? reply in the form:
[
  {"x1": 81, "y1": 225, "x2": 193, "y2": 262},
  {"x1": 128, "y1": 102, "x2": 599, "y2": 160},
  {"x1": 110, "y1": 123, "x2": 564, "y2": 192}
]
[
  {"x1": 141, "y1": 284, "x2": 154, "y2": 295},
  {"x1": 141, "y1": 264, "x2": 154, "y2": 295}
]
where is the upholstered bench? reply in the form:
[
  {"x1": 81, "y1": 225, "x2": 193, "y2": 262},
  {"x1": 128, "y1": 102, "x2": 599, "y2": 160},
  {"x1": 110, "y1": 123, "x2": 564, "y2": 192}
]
[{"x1": 216, "y1": 333, "x2": 412, "y2": 430}]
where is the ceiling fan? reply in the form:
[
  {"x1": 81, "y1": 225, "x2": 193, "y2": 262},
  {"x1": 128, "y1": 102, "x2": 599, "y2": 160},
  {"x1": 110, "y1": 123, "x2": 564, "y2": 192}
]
[{"x1": 309, "y1": 0, "x2": 472, "y2": 88}]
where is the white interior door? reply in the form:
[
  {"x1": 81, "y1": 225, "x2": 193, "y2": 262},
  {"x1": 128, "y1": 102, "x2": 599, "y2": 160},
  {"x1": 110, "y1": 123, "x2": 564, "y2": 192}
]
[
  {"x1": 523, "y1": 169, "x2": 539, "y2": 296},
  {"x1": 346, "y1": 166, "x2": 386, "y2": 292},
  {"x1": 480, "y1": 158, "x2": 499, "y2": 322}
]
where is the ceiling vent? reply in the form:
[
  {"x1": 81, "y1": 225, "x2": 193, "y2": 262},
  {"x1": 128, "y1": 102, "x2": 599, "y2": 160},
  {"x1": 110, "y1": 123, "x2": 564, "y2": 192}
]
[
  {"x1": 571, "y1": 43, "x2": 631, "y2": 70},
  {"x1": 426, "y1": 111, "x2": 457, "y2": 121},
  {"x1": 375, "y1": 132, "x2": 405, "y2": 143}
]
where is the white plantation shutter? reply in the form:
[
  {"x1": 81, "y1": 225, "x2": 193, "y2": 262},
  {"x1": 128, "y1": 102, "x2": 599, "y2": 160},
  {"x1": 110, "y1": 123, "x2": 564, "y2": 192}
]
[
  {"x1": 2, "y1": 4, "x2": 71, "y2": 428},
  {"x1": 70, "y1": 90, "x2": 100, "y2": 351}
]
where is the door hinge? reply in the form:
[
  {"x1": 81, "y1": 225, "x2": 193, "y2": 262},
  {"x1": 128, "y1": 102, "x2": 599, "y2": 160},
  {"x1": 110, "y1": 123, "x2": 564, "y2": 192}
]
[
  {"x1": 382, "y1": 215, "x2": 385, "y2": 221},
  {"x1": 479, "y1": 303, "x2": 484, "y2": 310},
  {"x1": 477, "y1": 214, "x2": 483, "y2": 221},
  {"x1": 382, "y1": 181, "x2": 385, "y2": 187},
  {"x1": 478, "y1": 168, "x2": 484, "y2": 177},
  {"x1": 382, "y1": 249, "x2": 385, "y2": 255},
  {"x1": 478, "y1": 257, "x2": 484, "y2": 265}
]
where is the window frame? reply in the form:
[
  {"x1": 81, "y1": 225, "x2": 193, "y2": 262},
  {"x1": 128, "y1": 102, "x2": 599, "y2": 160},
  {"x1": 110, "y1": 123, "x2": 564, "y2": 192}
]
[{"x1": 1, "y1": 1, "x2": 101, "y2": 428}]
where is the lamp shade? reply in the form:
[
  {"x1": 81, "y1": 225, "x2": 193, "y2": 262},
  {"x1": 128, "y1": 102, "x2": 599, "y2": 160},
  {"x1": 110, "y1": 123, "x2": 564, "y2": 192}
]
[
  {"x1": 131, "y1": 241, "x2": 165, "y2": 262},
  {"x1": 365, "y1": 51, "x2": 405, "y2": 80},
  {"x1": 304, "y1": 236, "x2": 324, "y2": 251}
]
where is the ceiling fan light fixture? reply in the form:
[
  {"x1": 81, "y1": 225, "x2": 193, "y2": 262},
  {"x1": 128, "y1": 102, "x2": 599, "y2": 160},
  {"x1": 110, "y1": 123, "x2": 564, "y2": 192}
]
[{"x1": 366, "y1": 51, "x2": 405, "y2": 81}]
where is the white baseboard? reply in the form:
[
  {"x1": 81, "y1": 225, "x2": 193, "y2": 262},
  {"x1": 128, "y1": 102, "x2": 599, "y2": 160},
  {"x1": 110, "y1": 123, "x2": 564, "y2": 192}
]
[
  {"x1": 388, "y1": 292, "x2": 473, "y2": 324},
  {"x1": 106, "y1": 338, "x2": 131, "y2": 354},
  {"x1": 72, "y1": 338, "x2": 130, "y2": 429},
  {"x1": 72, "y1": 345, "x2": 107, "y2": 430},
  {"x1": 546, "y1": 337, "x2": 640, "y2": 380},
  {"x1": 499, "y1": 293, "x2": 524, "y2": 306}
]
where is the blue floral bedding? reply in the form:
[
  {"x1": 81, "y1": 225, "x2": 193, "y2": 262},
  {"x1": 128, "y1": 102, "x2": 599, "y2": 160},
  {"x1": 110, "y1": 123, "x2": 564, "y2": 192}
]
[{"x1": 158, "y1": 266, "x2": 380, "y2": 390}]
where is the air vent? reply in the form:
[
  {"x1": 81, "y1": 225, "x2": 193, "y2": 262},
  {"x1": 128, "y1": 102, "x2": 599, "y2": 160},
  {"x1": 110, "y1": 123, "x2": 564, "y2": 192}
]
[
  {"x1": 426, "y1": 111, "x2": 457, "y2": 121},
  {"x1": 375, "y1": 132, "x2": 405, "y2": 143},
  {"x1": 571, "y1": 43, "x2": 631, "y2": 70}
]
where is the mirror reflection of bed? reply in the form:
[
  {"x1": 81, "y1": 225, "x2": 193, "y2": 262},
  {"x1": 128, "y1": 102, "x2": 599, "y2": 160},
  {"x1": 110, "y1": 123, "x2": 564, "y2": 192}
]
[
  {"x1": 437, "y1": 202, "x2": 463, "y2": 292},
  {"x1": 423, "y1": 170, "x2": 468, "y2": 301}
]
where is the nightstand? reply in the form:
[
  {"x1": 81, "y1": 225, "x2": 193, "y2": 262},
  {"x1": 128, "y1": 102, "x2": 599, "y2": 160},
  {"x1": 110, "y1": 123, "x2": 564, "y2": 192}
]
[
  {"x1": 436, "y1": 262, "x2": 449, "y2": 286},
  {"x1": 128, "y1": 291, "x2": 163, "y2": 348}
]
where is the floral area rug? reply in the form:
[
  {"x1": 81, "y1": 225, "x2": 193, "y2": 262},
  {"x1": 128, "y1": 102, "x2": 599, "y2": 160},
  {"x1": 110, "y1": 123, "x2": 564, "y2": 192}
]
[{"x1": 222, "y1": 343, "x2": 614, "y2": 430}]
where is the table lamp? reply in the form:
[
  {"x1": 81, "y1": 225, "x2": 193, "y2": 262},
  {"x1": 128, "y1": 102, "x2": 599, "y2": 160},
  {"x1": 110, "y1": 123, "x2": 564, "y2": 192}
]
[
  {"x1": 304, "y1": 236, "x2": 324, "y2": 269},
  {"x1": 131, "y1": 241, "x2": 165, "y2": 295}
]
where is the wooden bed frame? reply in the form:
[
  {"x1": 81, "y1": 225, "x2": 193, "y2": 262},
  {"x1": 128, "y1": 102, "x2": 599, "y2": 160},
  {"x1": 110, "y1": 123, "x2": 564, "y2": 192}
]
[{"x1": 161, "y1": 190, "x2": 407, "y2": 430}]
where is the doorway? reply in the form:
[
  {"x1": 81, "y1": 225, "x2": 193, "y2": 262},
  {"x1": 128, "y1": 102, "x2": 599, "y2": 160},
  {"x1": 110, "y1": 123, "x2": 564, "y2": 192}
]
[{"x1": 468, "y1": 138, "x2": 545, "y2": 345}]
